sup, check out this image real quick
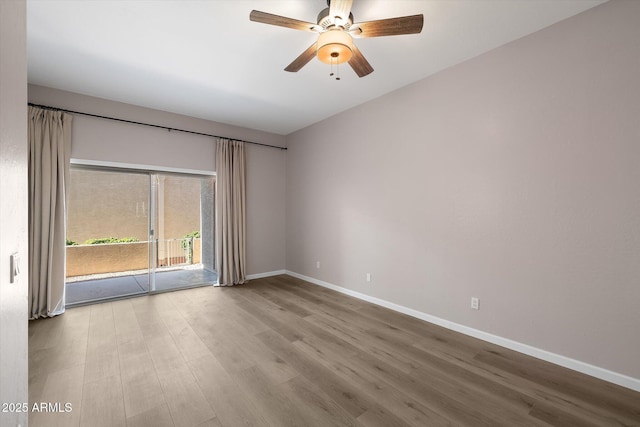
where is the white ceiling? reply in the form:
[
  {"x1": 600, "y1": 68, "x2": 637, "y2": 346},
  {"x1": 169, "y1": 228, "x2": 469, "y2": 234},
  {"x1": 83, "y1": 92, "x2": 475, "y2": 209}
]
[{"x1": 27, "y1": 0, "x2": 606, "y2": 135}]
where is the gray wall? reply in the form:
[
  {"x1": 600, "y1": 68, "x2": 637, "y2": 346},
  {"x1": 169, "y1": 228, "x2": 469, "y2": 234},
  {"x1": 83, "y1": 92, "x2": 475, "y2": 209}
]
[
  {"x1": 29, "y1": 85, "x2": 287, "y2": 276},
  {"x1": 286, "y1": 0, "x2": 640, "y2": 380},
  {"x1": 0, "y1": 0, "x2": 29, "y2": 425}
]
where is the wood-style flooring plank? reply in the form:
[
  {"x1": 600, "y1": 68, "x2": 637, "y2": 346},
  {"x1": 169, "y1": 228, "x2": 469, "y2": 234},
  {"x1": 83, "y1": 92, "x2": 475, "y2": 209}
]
[
  {"x1": 28, "y1": 276, "x2": 640, "y2": 427},
  {"x1": 84, "y1": 302, "x2": 120, "y2": 384},
  {"x1": 28, "y1": 334, "x2": 88, "y2": 386},
  {"x1": 277, "y1": 375, "x2": 362, "y2": 427},
  {"x1": 160, "y1": 307, "x2": 213, "y2": 362},
  {"x1": 195, "y1": 418, "x2": 223, "y2": 427},
  {"x1": 292, "y1": 338, "x2": 454, "y2": 426},
  {"x1": 125, "y1": 403, "x2": 175, "y2": 427},
  {"x1": 80, "y1": 374, "x2": 126, "y2": 427},
  {"x1": 290, "y1": 315, "x2": 539, "y2": 427},
  {"x1": 112, "y1": 299, "x2": 145, "y2": 345},
  {"x1": 255, "y1": 329, "x2": 411, "y2": 427},
  {"x1": 118, "y1": 340, "x2": 166, "y2": 419},
  {"x1": 188, "y1": 354, "x2": 272, "y2": 427},
  {"x1": 231, "y1": 365, "x2": 316, "y2": 427},
  {"x1": 528, "y1": 400, "x2": 614, "y2": 427},
  {"x1": 305, "y1": 310, "x2": 545, "y2": 424},
  {"x1": 474, "y1": 349, "x2": 640, "y2": 426},
  {"x1": 28, "y1": 311, "x2": 66, "y2": 352},
  {"x1": 29, "y1": 364, "x2": 84, "y2": 427},
  {"x1": 156, "y1": 363, "x2": 216, "y2": 427},
  {"x1": 273, "y1": 279, "x2": 636, "y2": 426}
]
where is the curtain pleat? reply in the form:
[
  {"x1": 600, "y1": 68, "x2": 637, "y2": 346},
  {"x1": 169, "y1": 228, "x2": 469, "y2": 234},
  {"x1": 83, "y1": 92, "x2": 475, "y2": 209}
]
[
  {"x1": 215, "y1": 139, "x2": 246, "y2": 286},
  {"x1": 28, "y1": 107, "x2": 72, "y2": 319}
]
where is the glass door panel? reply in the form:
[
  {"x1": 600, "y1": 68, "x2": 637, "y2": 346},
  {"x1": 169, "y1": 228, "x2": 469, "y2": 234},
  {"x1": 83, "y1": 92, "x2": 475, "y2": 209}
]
[
  {"x1": 150, "y1": 174, "x2": 217, "y2": 292},
  {"x1": 65, "y1": 168, "x2": 151, "y2": 305}
]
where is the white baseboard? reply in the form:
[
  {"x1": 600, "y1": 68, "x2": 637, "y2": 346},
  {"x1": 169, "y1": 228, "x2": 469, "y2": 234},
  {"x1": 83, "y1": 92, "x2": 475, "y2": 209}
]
[
  {"x1": 214, "y1": 270, "x2": 285, "y2": 286},
  {"x1": 285, "y1": 270, "x2": 640, "y2": 393},
  {"x1": 247, "y1": 270, "x2": 287, "y2": 280}
]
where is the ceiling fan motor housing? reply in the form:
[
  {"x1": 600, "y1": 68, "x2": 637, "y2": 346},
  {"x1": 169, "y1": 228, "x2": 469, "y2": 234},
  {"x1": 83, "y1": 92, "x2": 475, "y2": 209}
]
[{"x1": 317, "y1": 7, "x2": 354, "y2": 30}]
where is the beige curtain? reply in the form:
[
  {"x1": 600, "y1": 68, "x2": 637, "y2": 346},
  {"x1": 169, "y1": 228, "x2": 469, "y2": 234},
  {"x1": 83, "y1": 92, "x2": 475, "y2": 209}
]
[
  {"x1": 215, "y1": 138, "x2": 246, "y2": 286},
  {"x1": 28, "y1": 107, "x2": 72, "y2": 319}
]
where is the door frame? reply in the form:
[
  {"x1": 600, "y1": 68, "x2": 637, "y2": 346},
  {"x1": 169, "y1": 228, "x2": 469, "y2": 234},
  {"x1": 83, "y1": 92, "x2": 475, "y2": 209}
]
[{"x1": 66, "y1": 160, "x2": 216, "y2": 305}]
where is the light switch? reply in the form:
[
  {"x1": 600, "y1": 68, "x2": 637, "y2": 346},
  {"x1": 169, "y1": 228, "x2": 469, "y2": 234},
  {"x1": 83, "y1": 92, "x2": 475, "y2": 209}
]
[{"x1": 10, "y1": 252, "x2": 20, "y2": 283}]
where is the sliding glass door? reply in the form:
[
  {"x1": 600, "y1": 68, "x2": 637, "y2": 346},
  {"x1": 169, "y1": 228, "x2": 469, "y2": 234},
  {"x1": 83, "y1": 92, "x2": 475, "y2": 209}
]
[
  {"x1": 65, "y1": 166, "x2": 216, "y2": 306},
  {"x1": 150, "y1": 173, "x2": 216, "y2": 292}
]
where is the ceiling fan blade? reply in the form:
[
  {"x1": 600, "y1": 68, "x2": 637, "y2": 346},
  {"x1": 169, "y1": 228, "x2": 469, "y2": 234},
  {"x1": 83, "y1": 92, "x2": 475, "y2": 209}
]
[
  {"x1": 250, "y1": 10, "x2": 320, "y2": 32},
  {"x1": 351, "y1": 14, "x2": 424, "y2": 38},
  {"x1": 348, "y1": 45, "x2": 374, "y2": 77},
  {"x1": 329, "y1": 0, "x2": 353, "y2": 22},
  {"x1": 285, "y1": 43, "x2": 318, "y2": 72}
]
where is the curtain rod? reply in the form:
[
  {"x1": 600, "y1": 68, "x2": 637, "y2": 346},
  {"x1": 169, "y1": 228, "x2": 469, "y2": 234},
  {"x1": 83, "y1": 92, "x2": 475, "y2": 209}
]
[{"x1": 28, "y1": 102, "x2": 287, "y2": 151}]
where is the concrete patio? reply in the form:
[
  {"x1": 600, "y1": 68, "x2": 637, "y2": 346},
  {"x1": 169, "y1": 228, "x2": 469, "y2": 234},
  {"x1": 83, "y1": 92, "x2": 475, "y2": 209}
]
[{"x1": 65, "y1": 267, "x2": 218, "y2": 306}]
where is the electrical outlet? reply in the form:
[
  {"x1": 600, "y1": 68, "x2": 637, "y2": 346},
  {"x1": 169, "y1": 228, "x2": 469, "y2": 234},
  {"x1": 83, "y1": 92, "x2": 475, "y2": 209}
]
[
  {"x1": 316, "y1": 261, "x2": 320, "y2": 269},
  {"x1": 471, "y1": 297, "x2": 479, "y2": 310},
  {"x1": 366, "y1": 273, "x2": 371, "y2": 282}
]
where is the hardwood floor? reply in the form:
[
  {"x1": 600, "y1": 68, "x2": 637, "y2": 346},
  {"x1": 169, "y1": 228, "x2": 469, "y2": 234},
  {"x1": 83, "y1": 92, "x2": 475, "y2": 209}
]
[{"x1": 28, "y1": 274, "x2": 640, "y2": 426}]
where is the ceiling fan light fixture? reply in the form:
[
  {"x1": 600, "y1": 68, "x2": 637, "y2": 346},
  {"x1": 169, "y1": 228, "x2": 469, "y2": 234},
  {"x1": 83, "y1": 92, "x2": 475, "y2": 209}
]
[{"x1": 317, "y1": 30, "x2": 353, "y2": 64}]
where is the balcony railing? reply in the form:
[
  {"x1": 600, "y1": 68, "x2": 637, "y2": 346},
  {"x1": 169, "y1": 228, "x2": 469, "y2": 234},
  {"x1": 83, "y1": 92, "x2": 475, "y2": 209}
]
[{"x1": 66, "y1": 238, "x2": 201, "y2": 278}]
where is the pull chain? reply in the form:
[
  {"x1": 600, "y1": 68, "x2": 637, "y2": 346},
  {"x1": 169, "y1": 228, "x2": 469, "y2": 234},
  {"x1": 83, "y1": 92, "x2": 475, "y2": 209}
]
[{"x1": 329, "y1": 52, "x2": 341, "y2": 81}]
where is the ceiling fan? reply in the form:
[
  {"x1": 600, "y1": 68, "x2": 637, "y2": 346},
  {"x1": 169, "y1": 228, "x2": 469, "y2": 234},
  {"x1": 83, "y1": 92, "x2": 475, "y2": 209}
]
[{"x1": 250, "y1": 0, "x2": 424, "y2": 78}]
